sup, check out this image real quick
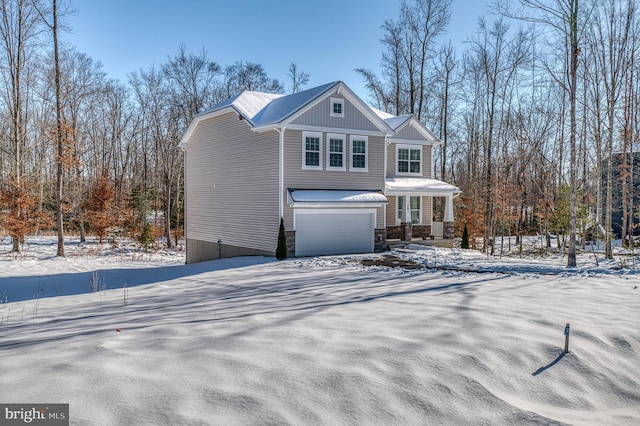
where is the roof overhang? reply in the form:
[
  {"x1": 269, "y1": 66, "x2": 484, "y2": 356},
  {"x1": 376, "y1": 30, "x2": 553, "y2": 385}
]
[
  {"x1": 287, "y1": 189, "x2": 388, "y2": 208},
  {"x1": 384, "y1": 178, "x2": 461, "y2": 197}
]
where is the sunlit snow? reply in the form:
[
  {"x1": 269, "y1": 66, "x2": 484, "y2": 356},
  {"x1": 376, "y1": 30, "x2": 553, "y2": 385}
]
[{"x1": 1, "y1": 236, "x2": 639, "y2": 425}]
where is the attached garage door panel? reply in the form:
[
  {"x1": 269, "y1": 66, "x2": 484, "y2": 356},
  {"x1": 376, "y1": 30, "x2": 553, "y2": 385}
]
[{"x1": 295, "y1": 210, "x2": 374, "y2": 257}]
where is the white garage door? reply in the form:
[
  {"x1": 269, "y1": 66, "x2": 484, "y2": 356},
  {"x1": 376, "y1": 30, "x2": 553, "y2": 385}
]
[{"x1": 295, "y1": 209, "x2": 375, "y2": 257}]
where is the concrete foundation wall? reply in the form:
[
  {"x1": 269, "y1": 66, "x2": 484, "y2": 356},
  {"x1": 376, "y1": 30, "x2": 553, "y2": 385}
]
[{"x1": 186, "y1": 238, "x2": 273, "y2": 264}]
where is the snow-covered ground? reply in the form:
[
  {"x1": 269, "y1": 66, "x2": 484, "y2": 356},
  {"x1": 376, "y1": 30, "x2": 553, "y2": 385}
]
[{"x1": 1, "y1": 236, "x2": 639, "y2": 425}]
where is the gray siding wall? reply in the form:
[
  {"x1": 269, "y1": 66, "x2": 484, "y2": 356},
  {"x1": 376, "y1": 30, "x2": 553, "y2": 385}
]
[
  {"x1": 283, "y1": 128, "x2": 386, "y2": 229},
  {"x1": 394, "y1": 123, "x2": 427, "y2": 141},
  {"x1": 291, "y1": 95, "x2": 380, "y2": 132},
  {"x1": 185, "y1": 112, "x2": 279, "y2": 259}
]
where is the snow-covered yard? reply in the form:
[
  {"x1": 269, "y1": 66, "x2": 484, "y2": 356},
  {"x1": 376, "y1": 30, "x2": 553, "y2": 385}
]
[{"x1": 1, "y1": 237, "x2": 639, "y2": 425}]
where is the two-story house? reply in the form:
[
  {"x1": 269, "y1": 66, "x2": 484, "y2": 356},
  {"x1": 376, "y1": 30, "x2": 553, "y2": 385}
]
[{"x1": 179, "y1": 81, "x2": 460, "y2": 263}]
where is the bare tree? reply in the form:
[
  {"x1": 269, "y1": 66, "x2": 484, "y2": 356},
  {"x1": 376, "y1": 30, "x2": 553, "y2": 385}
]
[
  {"x1": 287, "y1": 62, "x2": 310, "y2": 94},
  {"x1": 498, "y1": 0, "x2": 592, "y2": 266},
  {"x1": 0, "y1": 0, "x2": 42, "y2": 251}
]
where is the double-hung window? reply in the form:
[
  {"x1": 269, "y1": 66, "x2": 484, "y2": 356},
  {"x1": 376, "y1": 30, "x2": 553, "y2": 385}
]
[
  {"x1": 397, "y1": 145, "x2": 422, "y2": 175},
  {"x1": 350, "y1": 135, "x2": 368, "y2": 171},
  {"x1": 397, "y1": 196, "x2": 421, "y2": 224},
  {"x1": 326, "y1": 134, "x2": 346, "y2": 170},
  {"x1": 302, "y1": 131, "x2": 322, "y2": 169}
]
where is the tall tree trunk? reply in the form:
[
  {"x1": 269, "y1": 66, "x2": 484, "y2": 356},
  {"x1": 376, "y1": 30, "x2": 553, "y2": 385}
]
[
  {"x1": 567, "y1": 0, "x2": 578, "y2": 267},
  {"x1": 53, "y1": 0, "x2": 64, "y2": 256}
]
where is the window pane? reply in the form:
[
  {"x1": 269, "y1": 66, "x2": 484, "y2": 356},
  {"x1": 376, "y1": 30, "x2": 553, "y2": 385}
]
[
  {"x1": 306, "y1": 137, "x2": 319, "y2": 152},
  {"x1": 333, "y1": 103, "x2": 342, "y2": 114},
  {"x1": 352, "y1": 154, "x2": 365, "y2": 168},
  {"x1": 397, "y1": 197, "x2": 404, "y2": 219},
  {"x1": 306, "y1": 152, "x2": 319, "y2": 166},
  {"x1": 410, "y1": 149, "x2": 421, "y2": 160},
  {"x1": 353, "y1": 140, "x2": 366, "y2": 153},
  {"x1": 398, "y1": 160, "x2": 409, "y2": 173},
  {"x1": 411, "y1": 211, "x2": 420, "y2": 224},
  {"x1": 398, "y1": 148, "x2": 409, "y2": 160},
  {"x1": 410, "y1": 196, "x2": 420, "y2": 210},
  {"x1": 410, "y1": 161, "x2": 420, "y2": 173},
  {"x1": 330, "y1": 153, "x2": 343, "y2": 167},
  {"x1": 330, "y1": 139, "x2": 343, "y2": 153}
]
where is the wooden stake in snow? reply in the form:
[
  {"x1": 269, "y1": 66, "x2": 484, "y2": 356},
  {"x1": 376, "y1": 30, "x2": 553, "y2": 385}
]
[{"x1": 564, "y1": 323, "x2": 571, "y2": 353}]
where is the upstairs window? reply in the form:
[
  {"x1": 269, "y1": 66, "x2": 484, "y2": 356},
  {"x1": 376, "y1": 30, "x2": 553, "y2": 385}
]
[
  {"x1": 350, "y1": 136, "x2": 368, "y2": 171},
  {"x1": 330, "y1": 97, "x2": 344, "y2": 117},
  {"x1": 397, "y1": 145, "x2": 422, "y2": 175},
  {"x1": 302, "y1": 131, "x2": 322, "y2": 169},
  {"x1": 327, "y1": 134, "x2": 346, "y2": 170}
]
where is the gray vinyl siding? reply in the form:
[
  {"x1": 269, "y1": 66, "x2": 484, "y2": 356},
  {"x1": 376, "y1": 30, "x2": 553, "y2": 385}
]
[
  {"x1": 387, "y1": 143, "x2": 432, "y2": 178},
  {"x1": 422, "y1": 196, "x2": 433, "y2": 225},
  {"x1": 386, "y1": 196, "x2": 397, "y2": 227},
  {"x1": 290, "y1": 95, "x2": 380, "y2": 132},
  {"x1": 185, "y1": 112, "x2": 279, "y2": 254},
  {"x1": 394, "y1": 123, "x2": 430, "y2": 141},
  {"x1": 283, "y1": 128, "x2": 386, "y2": 229}
]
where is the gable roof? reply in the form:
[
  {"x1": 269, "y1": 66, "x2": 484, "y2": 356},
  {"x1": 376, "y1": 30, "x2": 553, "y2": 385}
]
[
  {"x1": 372, "y1": 109, "x2": 441, "y2": 145},
  {"x1": 179, "y1": 81, "x2": 438, "y2": 147}
]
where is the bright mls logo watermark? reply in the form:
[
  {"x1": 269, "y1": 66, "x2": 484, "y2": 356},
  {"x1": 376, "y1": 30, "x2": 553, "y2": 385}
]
[{"x1": 1, "y1": 404, "x2": 68, "y2": 425}]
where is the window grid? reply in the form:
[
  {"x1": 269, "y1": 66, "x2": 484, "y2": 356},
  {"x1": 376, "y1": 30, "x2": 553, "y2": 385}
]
[
  {"x1": 397, "y1": 146, "x2": 421, "y2": 175},
  {"x1": 329, "y1": 138, "x2": 344, "y2": 168}
]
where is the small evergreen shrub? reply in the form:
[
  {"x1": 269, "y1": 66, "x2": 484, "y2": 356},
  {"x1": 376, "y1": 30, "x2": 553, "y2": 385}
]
[
  {"x1": 461, "y1": 224, "x2": 470, "y2": 249},
  {"x1": 276, "y1": 218, "x2": 287, "y2": 260}
]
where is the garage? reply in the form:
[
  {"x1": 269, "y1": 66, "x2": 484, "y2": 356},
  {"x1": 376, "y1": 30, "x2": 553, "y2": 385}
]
[
  {"x1": 288, "y1": 189, "x2": 388, "y2": 257},
  {"x1": 295, "y1": 209, "x2": 375, "y2": 256}
]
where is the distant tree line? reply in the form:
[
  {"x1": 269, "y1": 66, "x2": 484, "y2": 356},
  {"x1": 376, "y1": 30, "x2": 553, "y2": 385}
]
[
  {"x1": 0, "y1": 0, "x2": 311, "y2": 253},
  {"x1": 358, "y1": 0, "x2": 640, "y2": 264},
  {"x1": 2, "y1": 0, "x2": 639, "y2": 267}
]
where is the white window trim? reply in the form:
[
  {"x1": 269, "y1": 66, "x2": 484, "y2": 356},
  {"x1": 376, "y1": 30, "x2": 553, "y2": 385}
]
[
  {"x1": 349, "y1": 135, "x2": 368, "y2": 172},
  {"x1": 326, "y1": 133, "x2": 346, "y2": 171},
  {"x1": 396, "y1": 144, "x2": 423, "y2": 176},
  {"x1": 330, "y1": 97, "x2": 345, "y2": 117},
  {"x1": 396, "y1": 195, "x2": 422, "y2": 225},
  {"x1": 302, "y1": 131, "x2": 323, "y2": 170}
]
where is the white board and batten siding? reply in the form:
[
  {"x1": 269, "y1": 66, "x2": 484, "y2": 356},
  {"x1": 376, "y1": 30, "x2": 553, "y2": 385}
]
[
  {"x1": 185, "y1": 112, "x2": 280, "y2": 253},
  {"x1": 290, "y1": 96, "x2": 381, "y2": 132}
]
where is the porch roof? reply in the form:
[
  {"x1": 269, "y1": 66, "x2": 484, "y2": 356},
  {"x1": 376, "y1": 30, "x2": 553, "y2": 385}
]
[
  {"x1": 287, "y1": 189, "x2": 388, "y2": 208},
  {"x1": 385, "y1": 178, "x2": 461, "y2": 196}
]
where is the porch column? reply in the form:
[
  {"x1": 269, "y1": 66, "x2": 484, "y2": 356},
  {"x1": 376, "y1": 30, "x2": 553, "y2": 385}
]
[
  {"x1": 401, "y1": 195, "x2": 412, "y2": 241},
  {"x1": 444, "y1": 194, "x2": 454, "y2": 222},
  {"x1": 443, "y1": 194, "x2": 454, "y2": 239}
]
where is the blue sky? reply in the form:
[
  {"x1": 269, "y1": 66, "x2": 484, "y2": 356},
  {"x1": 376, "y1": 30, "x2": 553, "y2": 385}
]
[{"x1": 64, "y1": 0, "x2": 490, "y2": 100}]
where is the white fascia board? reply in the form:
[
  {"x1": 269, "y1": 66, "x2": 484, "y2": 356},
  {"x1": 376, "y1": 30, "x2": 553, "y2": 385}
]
[
  {"x1": 385, "y1": 188, "x2": 461, "y2": 197},
  {"x1": 388, "y1": 138, "x2": 435, "y2": 146},
  {"x1": 289, "y1": 201, "x2": 387, "y2": 208}
]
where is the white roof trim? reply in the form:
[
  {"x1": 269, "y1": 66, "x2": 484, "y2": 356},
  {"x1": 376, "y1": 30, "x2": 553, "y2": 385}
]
[
  {"x1": 384, "y1": 178, "x2": 461, "y2": 196},
  {"x1": 288, "y1": 189, "x2": 388, "y2": 208}
]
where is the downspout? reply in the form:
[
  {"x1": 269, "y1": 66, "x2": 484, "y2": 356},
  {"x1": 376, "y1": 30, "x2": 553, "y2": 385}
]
[
  {"x1": 180, "y1": 145, "x2": 187, "y2": 264},
  {"x1": 275, "y1": 125, "x2": 287, "y2": 220},
  {"x1": 383, "y1": 132, "x2": 392, "y2": 227}
]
